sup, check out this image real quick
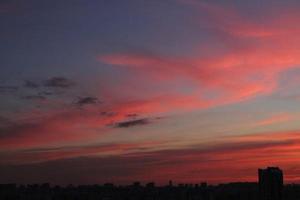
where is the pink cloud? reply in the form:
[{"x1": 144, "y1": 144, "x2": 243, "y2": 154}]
[
  {"x1": 98, "y1": 2, "x2": 300, "y2": 113},
  {"x1": 0, "y1": 93, "x2": 209, "y2": 150}
]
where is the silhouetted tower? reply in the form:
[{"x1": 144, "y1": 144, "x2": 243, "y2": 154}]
[{"x1": 258, "y1": 167, "x2": 283, "y2": 200}]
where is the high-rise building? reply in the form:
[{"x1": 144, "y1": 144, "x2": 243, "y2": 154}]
[{"x1": 258, "y1": 167, "x2": 283, "y2": 200}]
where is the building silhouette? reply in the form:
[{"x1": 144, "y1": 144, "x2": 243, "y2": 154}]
[
  {"x1": 258, "y1": 167, "x2": 283, "y2": 200},
  {"x1": 2, "y1": 167, "x2": 300, "y2": 200}
]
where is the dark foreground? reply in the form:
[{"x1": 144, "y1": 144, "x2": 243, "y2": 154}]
[{"x1": 1, "y1": 182, "x2": 300, "y2": 200}]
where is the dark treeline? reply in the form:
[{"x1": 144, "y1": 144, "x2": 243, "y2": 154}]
[{"x1": 1, "y1": 182, "x2": 300, "y2": 200}]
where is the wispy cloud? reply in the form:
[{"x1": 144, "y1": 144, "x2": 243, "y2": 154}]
[
  {"x1": 98, "y1": 1, "x2": 300, "y2": 114},
  {"x1": 1, "y1": 130, "x2": 299, "y2": 184},
  {"x1": 0, "y1": 85, "x2": 18, "y2": 94},
  {"x1": 44, "y1": 77, "x2": 75, "y2": 88},
  {"x1": 114, "y1": 118, "x2": 149, "y2": 128},
  {"x1": 21, "y1": 95, "x2": 46, "y2": 101},
  {"x1": 23, "y1": 80, "x2": 39, "y2": 89},
  {"x1": 255, "y1": 113, "x2": 293, "y2": 126},
  {"x1": 0, "y1": 141, "x2": 158, "y2": 165},
  {"x1": 75, "y1": 97, "x2": 99, "y2": 107}
]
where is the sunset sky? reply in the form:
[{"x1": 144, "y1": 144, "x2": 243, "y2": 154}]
[{"x1": 1, "y1": 0, "x2": 300, "y2": 185}]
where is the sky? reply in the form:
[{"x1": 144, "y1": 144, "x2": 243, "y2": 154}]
[{"x1": 1, "y1": 0, "x2": 300, "y2": 185}]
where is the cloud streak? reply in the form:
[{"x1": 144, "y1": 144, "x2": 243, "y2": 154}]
[
  {"x1": 114, "y1": 118, "x2": 149, "y2": 128},
  {"x1": 1, "y1": 130, "x2": 299, "y2": 184},
  {"x1": 0, "y1": 86, "x2": 18, "y2": 94},
  {"x1": 44, "y1": 77, "x2": 75, "y2": 88},
  {"x1": 255, "y1": 113, "x2": 293, "y2": 126},
  {"x1": 23, "y1": 80, "x2": 39, "y2": 89},
  {"x1": 75, "y1": 97, "x2": 99, "y2": 107}
]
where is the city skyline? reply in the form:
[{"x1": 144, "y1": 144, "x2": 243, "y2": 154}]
[
  {"x1": 1, "y1": 0, "x2": 300, "y2": 185},
  {"x1": 0, "y1": 167, "x2": 294, "y2": 200}
]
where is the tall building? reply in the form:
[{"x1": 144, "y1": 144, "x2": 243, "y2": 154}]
[{"x1": 258, "y1": 167, "x2": 283, "y2": 200}]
